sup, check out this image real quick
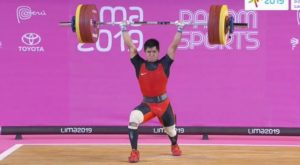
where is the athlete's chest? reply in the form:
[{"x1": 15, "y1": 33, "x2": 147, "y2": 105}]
[{"x1": 139, "y1": 63, "x2": 165, "y2": 78}]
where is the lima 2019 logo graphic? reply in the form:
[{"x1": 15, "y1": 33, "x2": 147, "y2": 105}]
[
  {"x1": 249, "y1": 0, "x2": 260, "y2": 7},
  {"x1": 246, "y1": 0, "x2": 287, "y2": 10}
]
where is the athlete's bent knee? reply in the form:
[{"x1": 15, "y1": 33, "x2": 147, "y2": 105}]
[
  {"x1": 128, "y1": 110, "x2": 144, "y2": 129},
  {"x1": 164, "y1": 125, "x2": 177, "y2": 137}
]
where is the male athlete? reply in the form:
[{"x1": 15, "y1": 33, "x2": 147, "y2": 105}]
[{"x1": 120, "y1": 20, "x2": 184, "y2": 163}]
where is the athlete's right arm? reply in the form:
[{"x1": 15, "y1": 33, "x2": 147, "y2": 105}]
[{"x1": 120, "y1": 21, "x2": 138, "y2": 59}]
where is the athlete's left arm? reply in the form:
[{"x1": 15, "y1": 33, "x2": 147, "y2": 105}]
[{"x1": 167, "y1": 21, "x2": 184, "y2": 60}]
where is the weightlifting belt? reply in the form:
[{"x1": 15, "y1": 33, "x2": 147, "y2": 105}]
[{"x1": 143, "y1": 93, "x2": 168, "y2": 103}]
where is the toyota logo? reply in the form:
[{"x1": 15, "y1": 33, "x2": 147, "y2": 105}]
[{"x1": 21, "y1": 33, "x2": 41, "y2": 46}]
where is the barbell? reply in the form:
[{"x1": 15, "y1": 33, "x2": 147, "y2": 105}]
[{"x1": 59, "y1": 4, "x2": 248, "y2": 45}]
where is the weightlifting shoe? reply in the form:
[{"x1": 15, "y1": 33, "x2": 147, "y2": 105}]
[
  {"x1": 171, "y1": 144, "x2": 182, "y2": 156},
  {"x1": 128, "y1": 149, "x2": 140, "y2": 163}
]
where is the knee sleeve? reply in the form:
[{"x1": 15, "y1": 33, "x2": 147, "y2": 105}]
[
  {"x1": 164, "y1": 125, "x2": 177, "y2": 137},
  {"x1": 128, "y1": 110, "x2": 144, "y2": 129}
]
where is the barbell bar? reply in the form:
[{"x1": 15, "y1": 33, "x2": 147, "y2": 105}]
[
  {"x1": 59, "y1": 4, "x2": 248, "y2": 44},
  {"x1": 59, "y1": 20, "x2": 247, "y2": 27}
]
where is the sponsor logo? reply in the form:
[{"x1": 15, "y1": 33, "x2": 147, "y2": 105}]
[
  {"x1": 16, "y1": 6, "x2": 47, "y2": 23},
  {"x1": 248, "y1": 128, "x2": 280, "y2": 135},
  {"x1": 291, "y1": 0, "x2": 300, "y2": 10},
  {"x1": 290, "y1": 37, "x2": 299, "y2": 50},
  {"x1": 153, "y1": 127, "x2": 185, "y2": 134},
  {"x1": 21, "y1": 33, "x2": 41, "y2": 46},
  {"x1": 60, "y1": 127, "x2": 93, "y2": 134},
  {"x1": 245, "y1": 0, "x2": 288, "y2": 10},
  {"x1": 140, "y1": 72, "x2": 147, "y2": 76},
  {"x1": 19, "y1": 33, "x2": 45, "y2": 52}
]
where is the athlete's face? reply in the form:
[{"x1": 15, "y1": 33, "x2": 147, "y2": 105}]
[{"x1": 145, "y1": 47, "x2": 159, "y2": 62}]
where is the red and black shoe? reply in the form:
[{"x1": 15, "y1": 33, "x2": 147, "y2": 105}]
[
  {"x1": 171, "y1": 144, "x2": 182, "y2": 156},
  {"x1": 128, "y1": 149, "x2": 140, "y2": 163}
]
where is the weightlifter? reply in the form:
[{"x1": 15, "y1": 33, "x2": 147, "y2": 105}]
[{"x1": 120, "y1": 20, "x2": 184, "y2": 163}]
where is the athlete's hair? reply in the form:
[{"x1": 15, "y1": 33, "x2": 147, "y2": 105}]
[{"x1": 144, "y1": 38, "x2": 160, "y2": 51}]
